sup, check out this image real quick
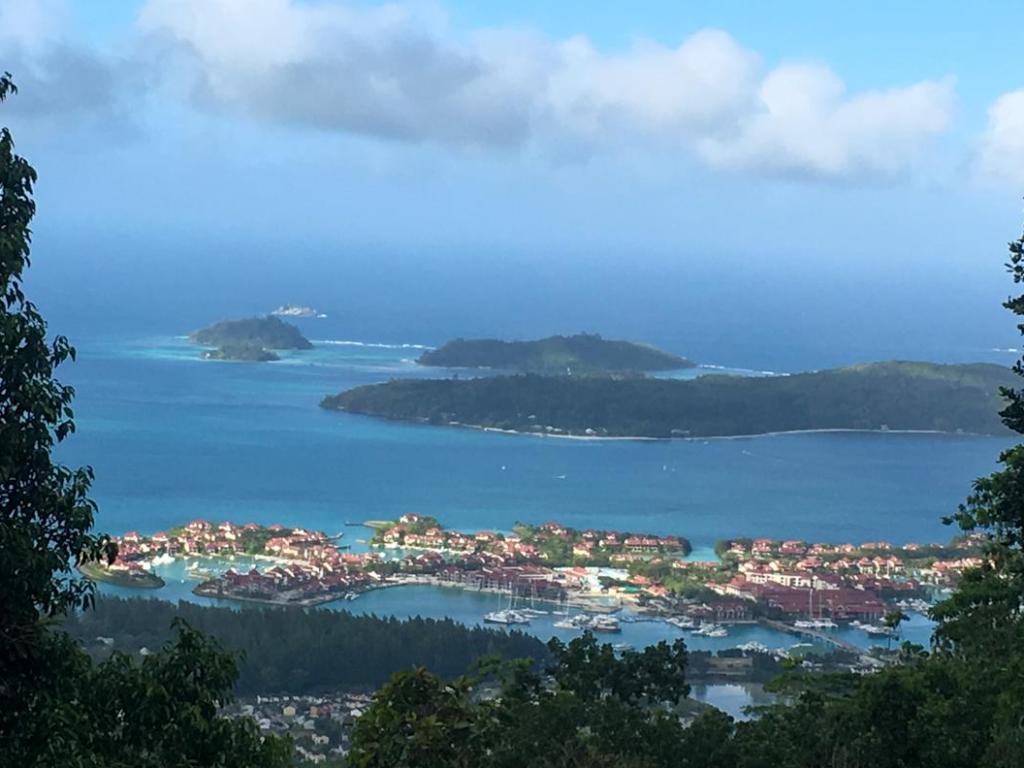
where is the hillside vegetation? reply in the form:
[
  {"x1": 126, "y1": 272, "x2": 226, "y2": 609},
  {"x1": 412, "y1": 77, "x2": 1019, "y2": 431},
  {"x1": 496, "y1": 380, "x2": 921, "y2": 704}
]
[
  {"x1": 65, "y1": 597, "x2": 547, "y2": 695},
  {"x1": 322, "y1": 361, "x2": 1015, "y2": 438},
  {"x1": 417, "y1": 333, "x2": 693, "y2": 374}
]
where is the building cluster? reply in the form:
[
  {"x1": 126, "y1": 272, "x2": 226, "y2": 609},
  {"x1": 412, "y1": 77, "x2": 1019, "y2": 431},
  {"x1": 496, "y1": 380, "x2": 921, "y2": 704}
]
[
  {"x1": 377, "y1": 515, "x2": 687, "y2": 567},
  {"x1": 224, "y1": 692, "x2": 373, "y2": 764},
  {"x1": 695, "y1": 536, "x2": 987, "y2": 622},
  {"x1": 201, "y1": 563, "x2": 381, "y2": 605},
  {"x1": 434, "y1": 563, "x2": 572, "y2": 602},
  {"x1": 378, "y1": 514, "x2": 541, "y2": 561}
]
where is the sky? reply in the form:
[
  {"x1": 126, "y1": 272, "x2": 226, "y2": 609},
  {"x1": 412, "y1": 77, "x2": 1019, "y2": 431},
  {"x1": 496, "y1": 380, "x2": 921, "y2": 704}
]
[{"x1": 4, "y1": 0, "x2": 1024, "y2": 363}]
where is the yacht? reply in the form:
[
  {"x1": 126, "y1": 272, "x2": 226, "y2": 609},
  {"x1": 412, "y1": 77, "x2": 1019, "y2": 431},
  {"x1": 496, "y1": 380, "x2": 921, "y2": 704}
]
[
  {"x1": 666, "y1": 615, "x2": 698, "y2": 630},
  {"x1": 863, "y1": 624, "x2": 896, "y2": 637},
  {"x1": 589, "y1": 616, "x2": 621, "y2": 633},
  {"x1": 483, "y1": 609, "x2": 531, "y2": 626},
  {"x1": 737, "y1": 641, "x2": 769, "y2": 654},
  {"x1": 693, "y1": 623, "x2": 728, "y2": 638}
]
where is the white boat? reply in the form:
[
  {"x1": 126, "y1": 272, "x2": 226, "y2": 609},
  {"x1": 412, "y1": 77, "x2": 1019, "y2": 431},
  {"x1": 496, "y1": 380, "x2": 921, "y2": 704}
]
[
  {"x1": 553, "y1": 618, "x2": 578, "y2": 629},
  {"x1": 863, "y1": 624, "x2": 896, "y2": 637},
  {"x1": 484, "y1": 609, "x2": 531, "y2": 626},
  {"x1": 151, "y1": 552, "x2": 175, "y2": 566},
  {"x1": 589, "y1": 616, "x2": 621, "y2": 633},
  {"x1": 666, "y1": 615, "x2": 698, "y2": 630},
  {"x1": 737, "y1": 641, "x2": 769, "y2": 653},
  {"x1": 693, "y1": 623, "x2": 728, "y2": 638}
]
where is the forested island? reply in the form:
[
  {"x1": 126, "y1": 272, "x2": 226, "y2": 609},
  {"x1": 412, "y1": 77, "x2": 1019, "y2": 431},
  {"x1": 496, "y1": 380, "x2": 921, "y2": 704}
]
[
  {"x1": 417, "y1": 333, "x2": 694, "y2": 374},
  {"x1": 322, "y1": 361, "x2": 1016, "y2": 438},
  {"x1": 190, "y1": 315, "x2": 312, "y2": 361}
]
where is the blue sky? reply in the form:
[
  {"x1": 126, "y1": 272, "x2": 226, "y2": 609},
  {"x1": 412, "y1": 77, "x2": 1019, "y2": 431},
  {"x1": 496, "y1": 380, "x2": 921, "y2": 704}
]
[{"x1": 3, "y1": 0, "x2": 1024, "y2": 302}]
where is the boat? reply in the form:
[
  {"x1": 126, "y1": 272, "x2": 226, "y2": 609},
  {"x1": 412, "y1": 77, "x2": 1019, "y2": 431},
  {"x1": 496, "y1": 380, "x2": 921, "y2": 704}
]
[
  {"x1": 553, "y1": 618, "x2": 578, "y2": 629},
  {"x1": 611, "y1": 642, "x2": 633, "y2": 653},
  {"x1": 666, "y1": 615, "x2": 698, "y2": 630},
  {"x1": 589, "y1": 616, "x2": 621, "y2": 633},
  {"x1": 863, "y1": 624, "x2": 896, "y2": 637},
  {"x1": 737, "y1": 641, "x2": 769, "y2": 654},
  {"x1": 693, "y1": 623, "x2": 728, "y2": 638},
  {"x1": 483, "y1": 609, "x2": 531, "y2": 626}
]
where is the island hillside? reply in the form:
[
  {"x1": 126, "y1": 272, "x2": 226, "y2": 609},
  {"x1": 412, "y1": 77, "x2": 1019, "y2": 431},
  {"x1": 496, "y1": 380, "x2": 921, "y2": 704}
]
[
  {"x1": 321, "y1": 361, "x2": 1016, "y2": 438},
  {"x1": 190, "y1": 315, "x2": 312, "y2": 361},
  {"x1": 417, "y1": 333, "x2": 693, "y2": 374},
  {"x1": 201, "y1": 343, "x2": 279, "y2": 362}
]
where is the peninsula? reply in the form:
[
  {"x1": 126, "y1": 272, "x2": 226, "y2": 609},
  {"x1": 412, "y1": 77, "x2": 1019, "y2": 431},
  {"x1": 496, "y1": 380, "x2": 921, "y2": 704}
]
[
  {"x1": 190, "y1": 315, "x2": 313, "y2": 361},
  {"x1": 417, "y1": 333, "x2": 694, "y2": 374},
  {"x1": 321, "y1": 361, "x2": 1016, "y2": 438}
]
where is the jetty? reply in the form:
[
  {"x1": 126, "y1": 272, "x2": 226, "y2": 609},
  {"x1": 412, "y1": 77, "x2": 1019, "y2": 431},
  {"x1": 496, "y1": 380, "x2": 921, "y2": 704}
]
[{"x1": 761, "y1": 619, "x2": 887, "y2": 667}]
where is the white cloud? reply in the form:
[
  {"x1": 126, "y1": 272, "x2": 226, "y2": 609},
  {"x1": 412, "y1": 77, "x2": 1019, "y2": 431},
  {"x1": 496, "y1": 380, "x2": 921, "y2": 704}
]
[
  {"x1": 0, "y1": 0, "x2": 135, "y2": 125},
  {"x1": 5, "y1": 0, "x2": 955, "y2": 182},
  {"x1": 698, "y1": 66, "x2": 955, "y2": 179},
  {"x1": 978, "y1": 89, "x2": 1024, "y2": 186}
]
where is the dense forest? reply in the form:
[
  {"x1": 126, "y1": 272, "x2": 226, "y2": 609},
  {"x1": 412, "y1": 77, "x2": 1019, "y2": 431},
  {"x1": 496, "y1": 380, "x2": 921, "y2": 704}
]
[
  {"x1": 322, "y1": 360, "x2": 1016, "y2": 438},
  {"x1": 191, "y1": 315, "x2": 312, "y2": 356},
  {"x1": 63, "y1": 597, "x2": 548, "y2": 695},
  {"x1": 417, "y1": 333, "x2": 694, "y2": 374}
]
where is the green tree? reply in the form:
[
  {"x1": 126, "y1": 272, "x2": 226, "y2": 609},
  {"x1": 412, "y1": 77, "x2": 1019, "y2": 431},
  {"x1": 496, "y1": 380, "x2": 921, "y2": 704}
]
[
  {"x1": 0, "y1": 75, "x2": 290, "y2": 767},
  {"x1": 351, "y1": 633, "x2": 692, "y2": 768}
]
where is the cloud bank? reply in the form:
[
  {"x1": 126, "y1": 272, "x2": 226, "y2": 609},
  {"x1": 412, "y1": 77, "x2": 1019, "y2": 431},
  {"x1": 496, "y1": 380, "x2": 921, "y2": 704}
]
[
  {"x1": 978, "y1": 90, "x2": 1024, "y2": 187},
  {"x1": 1, "y1": 0, "x2": 963, "y2": 182},
  {"x1": 135, "y1": 0, "x2": 954, "y2": 182}
]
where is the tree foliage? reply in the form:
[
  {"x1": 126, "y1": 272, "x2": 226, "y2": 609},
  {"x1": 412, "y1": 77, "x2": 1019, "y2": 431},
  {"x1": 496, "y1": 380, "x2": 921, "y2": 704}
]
[
  {"x1": 65, "y1": 596, "x2": 549, "y2": 695},
  {"x1": 0, "y1": 76, "x2": 290, "y2": 767},
  {"x1": 324, "y1": 361, "x2": 1015, "y2": 438}
]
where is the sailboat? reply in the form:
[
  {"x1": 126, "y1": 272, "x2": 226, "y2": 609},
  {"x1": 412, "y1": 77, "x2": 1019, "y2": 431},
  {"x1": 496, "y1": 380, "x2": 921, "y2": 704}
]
[{"x1": 484, "y1": 583, "x2": 530, "y2": 625}]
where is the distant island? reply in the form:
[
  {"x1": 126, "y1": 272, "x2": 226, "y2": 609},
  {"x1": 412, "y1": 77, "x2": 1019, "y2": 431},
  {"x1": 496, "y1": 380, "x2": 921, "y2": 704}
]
[
  {"x1": 321, "y1": 361, "x2": 1016, "y2": 438},
  {"x1": 270, "y1": 303, "x2": 326, "y2": 318},
  {"x1": 417, "y1": 333, "x2": 694, "y2": 374},
  {"x1": 190, "y1": 315, "x2": 312, "y2": 361},
  {"x1": 201, "y1": 343, "x2": 279, "y2": 362}
]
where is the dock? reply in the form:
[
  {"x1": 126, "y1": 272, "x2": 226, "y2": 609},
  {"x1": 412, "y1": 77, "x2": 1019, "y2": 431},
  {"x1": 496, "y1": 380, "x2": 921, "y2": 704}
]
[{"x1": 761, "y1": 619, "x2": 887, "y2": 667}]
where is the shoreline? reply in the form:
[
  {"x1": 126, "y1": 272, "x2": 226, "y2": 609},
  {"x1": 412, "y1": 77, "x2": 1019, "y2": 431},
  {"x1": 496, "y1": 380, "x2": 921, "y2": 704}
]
[{"x1": 333, "y1": 411, "x2": 995, "y2": 442}]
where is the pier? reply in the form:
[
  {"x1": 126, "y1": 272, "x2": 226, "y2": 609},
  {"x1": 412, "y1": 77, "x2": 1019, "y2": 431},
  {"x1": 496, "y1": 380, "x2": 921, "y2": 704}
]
[{"x1": 761, "y1": 619, "x2": 886, "y2": 667}]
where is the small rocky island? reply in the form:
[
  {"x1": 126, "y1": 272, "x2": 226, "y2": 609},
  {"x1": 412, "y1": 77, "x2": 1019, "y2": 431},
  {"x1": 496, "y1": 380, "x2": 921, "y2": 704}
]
[
  {"x1": 190, "y1": 315, "x2": 313, "y2": 362},
  {"x1": 417, "y1": 333, "x2": 694, "y2": 374},
  {"x1": 322, "y1": 361, "x2": 1017, "y2": 438}
]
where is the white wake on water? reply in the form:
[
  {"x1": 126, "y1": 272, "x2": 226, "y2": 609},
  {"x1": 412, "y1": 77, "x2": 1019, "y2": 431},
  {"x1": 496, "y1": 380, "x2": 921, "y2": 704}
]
[{"x1": 313, "y1": 339, "x2": 434, "y2": 350}]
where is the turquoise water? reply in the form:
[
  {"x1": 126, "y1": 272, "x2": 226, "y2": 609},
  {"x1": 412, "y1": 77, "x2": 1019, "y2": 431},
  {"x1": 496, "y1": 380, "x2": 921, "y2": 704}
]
[
  {"x1": 60, "y1": 333, "x2": 1011, "y2": 651},
  {"x1": 61, "y1": 334, "x2": 1009, "y2": 548}
]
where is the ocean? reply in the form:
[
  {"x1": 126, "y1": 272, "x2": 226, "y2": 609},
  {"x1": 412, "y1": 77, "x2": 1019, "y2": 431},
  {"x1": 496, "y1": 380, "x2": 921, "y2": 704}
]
[
  {"x1": 57, "y1": 332, "x2": 1010, "y2": 549},
  {"x1": 32, "y1": 246, "x2": 1020, "y2": 667}
]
